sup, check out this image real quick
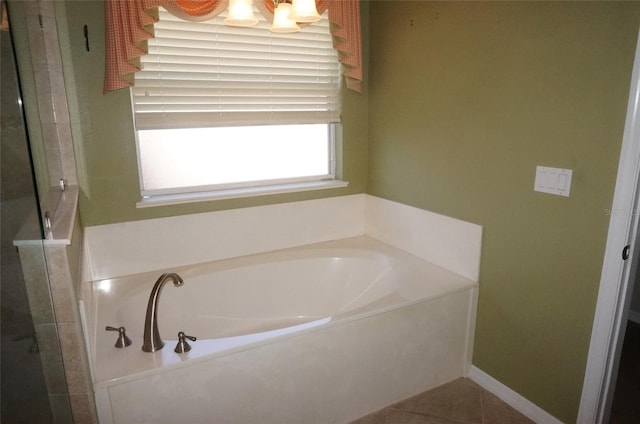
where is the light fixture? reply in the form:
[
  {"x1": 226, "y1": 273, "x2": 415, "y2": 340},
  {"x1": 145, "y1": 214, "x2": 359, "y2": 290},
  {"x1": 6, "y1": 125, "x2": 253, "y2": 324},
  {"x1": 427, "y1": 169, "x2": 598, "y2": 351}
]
[
  {"x1": 290, "y1": 0, "x2": 321, "y2": 23},
  {"x1": 225, "y1": 0, "x2": 259, "y2": 27},
  {"x1": 270, "y1": 1, "x2": 300, "y2": 33}
]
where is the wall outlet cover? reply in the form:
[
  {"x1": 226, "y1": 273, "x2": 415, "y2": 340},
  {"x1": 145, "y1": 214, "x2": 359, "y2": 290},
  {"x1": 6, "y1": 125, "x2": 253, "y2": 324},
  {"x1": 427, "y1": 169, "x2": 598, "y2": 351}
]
[{"x1": 534, "y1": 166, "x2": 572, "y2": 197}]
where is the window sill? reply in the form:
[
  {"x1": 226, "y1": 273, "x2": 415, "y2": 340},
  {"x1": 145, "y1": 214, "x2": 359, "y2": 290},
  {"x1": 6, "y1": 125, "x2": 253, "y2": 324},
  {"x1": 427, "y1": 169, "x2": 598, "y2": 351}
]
[{"x1": 136, "y1": 179, "x2": 349, "y2": 208}]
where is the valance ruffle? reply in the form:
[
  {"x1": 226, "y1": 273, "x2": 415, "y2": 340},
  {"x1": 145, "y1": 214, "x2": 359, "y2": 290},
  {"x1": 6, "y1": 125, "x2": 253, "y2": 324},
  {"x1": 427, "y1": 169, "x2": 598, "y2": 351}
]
[{"x1": 103, "y1": 0, "x2": 363, "y2": 93}]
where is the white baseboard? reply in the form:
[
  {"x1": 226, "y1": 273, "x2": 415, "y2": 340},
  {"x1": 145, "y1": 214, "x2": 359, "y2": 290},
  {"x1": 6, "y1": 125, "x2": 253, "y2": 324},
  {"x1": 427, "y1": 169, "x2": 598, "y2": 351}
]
[
  {"x1": 467, "y1": 365, "x2": 564, "y2": 424},
  {"x1": 628, "y1": 309, "x2": 640, "y2": 324}
]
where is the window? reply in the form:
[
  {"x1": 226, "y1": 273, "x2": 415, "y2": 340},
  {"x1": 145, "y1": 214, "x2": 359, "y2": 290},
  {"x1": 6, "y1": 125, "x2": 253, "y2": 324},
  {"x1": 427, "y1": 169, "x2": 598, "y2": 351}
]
[{"x1": 133, "y1": 7, "x2": 346, "y2": 206}]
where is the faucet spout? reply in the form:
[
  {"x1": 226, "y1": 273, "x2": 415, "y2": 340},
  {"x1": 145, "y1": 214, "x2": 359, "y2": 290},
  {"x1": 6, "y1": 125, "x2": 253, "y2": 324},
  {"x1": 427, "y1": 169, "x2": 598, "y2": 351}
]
[{"x1": 142, "y1": 272, "x2": 184, "y2": 352}]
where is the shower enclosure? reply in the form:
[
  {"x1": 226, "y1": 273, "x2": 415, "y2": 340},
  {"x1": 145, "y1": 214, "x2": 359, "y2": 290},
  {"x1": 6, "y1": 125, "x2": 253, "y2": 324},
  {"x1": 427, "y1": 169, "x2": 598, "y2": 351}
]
[{"x1": 1, "y1": 0, "x2": 72, "y2": 422}]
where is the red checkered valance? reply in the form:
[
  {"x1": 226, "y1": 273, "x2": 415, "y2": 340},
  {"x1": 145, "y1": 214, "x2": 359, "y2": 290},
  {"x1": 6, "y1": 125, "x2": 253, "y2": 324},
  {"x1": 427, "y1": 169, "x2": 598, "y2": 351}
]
[{"x1": 103, "y1": 0, "x2": 362, "y2": 93}]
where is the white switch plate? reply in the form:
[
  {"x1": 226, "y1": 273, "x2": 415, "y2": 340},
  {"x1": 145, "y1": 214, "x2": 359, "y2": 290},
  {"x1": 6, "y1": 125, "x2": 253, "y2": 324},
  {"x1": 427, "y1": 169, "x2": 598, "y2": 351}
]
[{"x1": 534, "y1": 166, "x2": 573, "y2": 197}]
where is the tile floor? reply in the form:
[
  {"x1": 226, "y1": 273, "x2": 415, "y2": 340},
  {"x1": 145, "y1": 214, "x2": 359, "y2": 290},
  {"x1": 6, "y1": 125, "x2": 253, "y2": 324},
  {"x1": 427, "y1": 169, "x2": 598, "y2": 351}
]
[{"x1": 349, "y1": 378, "x2": 534, "y2": 424}]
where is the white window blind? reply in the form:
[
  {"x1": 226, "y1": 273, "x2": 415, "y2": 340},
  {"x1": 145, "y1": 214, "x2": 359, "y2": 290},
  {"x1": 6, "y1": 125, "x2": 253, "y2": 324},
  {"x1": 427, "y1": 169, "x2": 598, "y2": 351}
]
[{"x1": 133, "y1": 7, "x2": 341, "y2": 131}]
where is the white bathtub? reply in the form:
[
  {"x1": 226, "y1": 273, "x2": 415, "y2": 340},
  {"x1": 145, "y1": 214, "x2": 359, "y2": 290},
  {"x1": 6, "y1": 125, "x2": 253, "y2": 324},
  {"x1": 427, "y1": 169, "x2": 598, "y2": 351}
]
[{"x1": 87, "y1": 236, "x2": 478, "y2": 424}]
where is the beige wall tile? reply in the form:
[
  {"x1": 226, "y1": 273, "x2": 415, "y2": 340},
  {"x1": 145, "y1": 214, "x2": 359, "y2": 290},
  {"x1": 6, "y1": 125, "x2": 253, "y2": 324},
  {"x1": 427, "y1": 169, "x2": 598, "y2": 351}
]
[
  {"x1": 40, "y1": 351, "x2": 68, "y2": 395},
  {"x1": 36, "y1": 0, "x2": 56, "y2": 17},
  {"x1": 42, "y1": 16, "x2": 62, "y2": 66},
  {"x1": 50, "y1": 71, "x2": 69, "y2": 123},
  {"x1": 58, "y1": 322, "x2": 92, "y2": 395},
  {"x1": 41, "y1": 122, "x2": 63, "y2": 181},
  {"x1": 49, "y1": 393, "x2": 73, "y2": 424},
  {"x1": 45, "y1": 246, "x2": 78, "y2": 323},
  {"x1": 25, "y1": 14, "x2": 47, "y2": 66},
  {"x1": 22, "y1": 0, "x2": 40, "y2": 16},
  {"x1": 57, "y1": 124, "x2": 78, "y2": 185},
  {"x1": 33, "y1": 65, "x2": 55, "y2": 124},
  {"x1": 15, "y1": 0, "x2": 86, "y2": 421},
  {"x1": 69, "y1": 393, "x2": 99, "y2": 424},
  {"x1": 35, "y1": 322, "x2": 60, "y2": 353},
  {"x1": 19, "y1": 246, "x2": 55, "y2": 324}
]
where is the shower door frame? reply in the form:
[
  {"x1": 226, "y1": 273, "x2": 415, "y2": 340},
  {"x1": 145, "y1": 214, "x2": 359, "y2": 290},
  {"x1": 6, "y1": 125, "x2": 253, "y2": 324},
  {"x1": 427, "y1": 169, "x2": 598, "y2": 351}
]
[{"x1": 1, "y1": 0, "x2": 73, "y2": 421}]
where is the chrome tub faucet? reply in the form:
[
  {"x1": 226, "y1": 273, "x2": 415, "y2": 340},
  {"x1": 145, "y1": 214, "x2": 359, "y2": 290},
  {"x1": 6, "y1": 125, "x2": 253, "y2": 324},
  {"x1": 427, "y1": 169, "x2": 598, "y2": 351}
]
[{"x1": 142, "y1": 272, "x2": 184, "y2": 352}]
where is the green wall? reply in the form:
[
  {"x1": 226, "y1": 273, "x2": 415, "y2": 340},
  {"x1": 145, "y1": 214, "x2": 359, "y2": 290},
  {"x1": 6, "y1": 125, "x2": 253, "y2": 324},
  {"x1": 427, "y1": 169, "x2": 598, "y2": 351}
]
[
  {"x1": 368, "y1": 1, "x2": 640, "y2": 422},
  {"x1": 56, "y1": 1, "x2": 369, "y2": 226},
  {"x1": 56, "y1": 0, "x2": 640, "y2": 421}
]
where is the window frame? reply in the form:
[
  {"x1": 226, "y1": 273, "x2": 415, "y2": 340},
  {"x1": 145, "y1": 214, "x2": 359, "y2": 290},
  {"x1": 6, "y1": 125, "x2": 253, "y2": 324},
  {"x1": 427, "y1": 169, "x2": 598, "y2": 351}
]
[
  {"x1": 132, "y1": 7, "x2": 348, "y2": 208},
  {"x1": 134, "y1": 122, "x2": 346, "y2": 207}
]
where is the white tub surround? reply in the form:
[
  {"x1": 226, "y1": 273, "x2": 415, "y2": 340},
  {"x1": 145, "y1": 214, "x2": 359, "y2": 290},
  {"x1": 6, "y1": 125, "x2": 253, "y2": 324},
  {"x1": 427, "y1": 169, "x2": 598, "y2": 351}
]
[
  {"x1": 105, "y1": 291, "x2": 474, "y2": 424},
  {"x1": 91, "y1": 237, "x2": 476, "y2": 386},
  {"x1": 83, "y1": 194, "x2": 482, "y2": 282},
  {"x1": 365, "y1": 195, "x2": 482, "y2": 282},
  {"x1": 84, "y1": 194, "x2": 365, "y2": 281},
  {"x1": 82, "y1": 194, "x2": 482, "y2": 424}
]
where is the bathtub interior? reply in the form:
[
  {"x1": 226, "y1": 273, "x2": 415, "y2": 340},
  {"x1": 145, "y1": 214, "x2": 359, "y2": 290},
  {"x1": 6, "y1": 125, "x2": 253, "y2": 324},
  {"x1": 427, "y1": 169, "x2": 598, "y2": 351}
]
[
  {"x1": 87, "y1": 236, "x2": 477, "y2": 388},
  {"x1": 108, "y1": 249, "x2": 397, "y2": 340}
]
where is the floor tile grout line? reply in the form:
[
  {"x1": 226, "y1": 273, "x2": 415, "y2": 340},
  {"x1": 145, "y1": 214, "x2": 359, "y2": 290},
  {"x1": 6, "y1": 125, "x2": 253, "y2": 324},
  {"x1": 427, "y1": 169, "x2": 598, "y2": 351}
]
[
  {"x1": 388, "y1": 406, "x2": 481, "y2": 424},
  {"x1": 479, "y1": 386, "x2": 486, "y2": 424},
  {"x1": 349, "y1": 377, "x2": 535, "y2": 424}
]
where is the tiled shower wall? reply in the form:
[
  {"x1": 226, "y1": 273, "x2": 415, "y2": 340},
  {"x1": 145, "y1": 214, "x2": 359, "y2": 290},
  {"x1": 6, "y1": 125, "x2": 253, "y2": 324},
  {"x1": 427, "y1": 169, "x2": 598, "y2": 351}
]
[
  {"x1": 19, "y1": 214, "x2": 96, "y2": 424},
  {"x1": 22, "y1": 0, "x2": 77, "y2": 186},
  {"x1": 45, "y1": 216, "x2": 96, "y2": 423},
  {"x1": 14, "y1": 0, "x2": 95, "y2": 423}
]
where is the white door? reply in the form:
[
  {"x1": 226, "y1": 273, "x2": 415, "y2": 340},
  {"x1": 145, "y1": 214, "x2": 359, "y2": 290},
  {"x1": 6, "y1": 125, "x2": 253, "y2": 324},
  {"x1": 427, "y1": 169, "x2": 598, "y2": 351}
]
[{"x1": 579, "y1": 28, "x2": 640, "y2": 424}]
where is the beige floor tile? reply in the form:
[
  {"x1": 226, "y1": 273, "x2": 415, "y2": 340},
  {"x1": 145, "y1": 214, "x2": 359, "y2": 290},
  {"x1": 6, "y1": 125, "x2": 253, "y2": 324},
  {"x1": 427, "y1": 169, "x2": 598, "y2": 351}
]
[
  {"x1": 480, "y1": 389, "x2": 534, "y2": 424},
  {"x1": 350, "y1": 378, "x2": 538, "y2": 424},
  {"x1": 392, "y1": 378, "x2": 483, "y2": 424},
  {"x1": 480, "y1": 389, "x2": 535, "y2": 424},
  {"x1": 385, "y1": 409, "x2": 462, "y2": 424},
  {"x1": 349, "y1": 409, "x2": 386, "y2": 424}
]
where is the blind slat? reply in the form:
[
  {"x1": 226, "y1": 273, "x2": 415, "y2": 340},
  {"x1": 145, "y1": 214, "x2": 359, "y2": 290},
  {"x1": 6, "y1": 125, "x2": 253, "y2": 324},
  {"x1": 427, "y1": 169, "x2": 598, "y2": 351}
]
[
  {"x1": 134, "y1": 79, "x2": 332, "y2": 90},
  {"x1": 133, "y1": 88, "x2": 336, "y2": 97},
  {"x1": 135, "y1": 102, "x2": 340, "y2": 112},
  {"x1": 145, "y1": 45, "x2": 337, "y2": 60},
  {"x1": 136, "y1": 111, "x2": 340, "y2": 130},
  {"x1": 141, "y1": 58, "x2": 339, "y2": 71},
  {"x1": 139, "y1": 64, "x2": 339, "y2": 77},
  {"x1": 148, "y1": 40, "x2": 335, "y2": 56},
  {"x1": 135, "y1": 71, "x2": 337, "y2": 84},
  {"x1": 133, "y1": 7, "x2": 340, "y2": 131}
]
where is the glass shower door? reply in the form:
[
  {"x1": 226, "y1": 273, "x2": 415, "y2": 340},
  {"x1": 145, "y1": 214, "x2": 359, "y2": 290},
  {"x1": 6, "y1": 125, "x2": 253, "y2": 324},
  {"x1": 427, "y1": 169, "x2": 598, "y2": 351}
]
[{"x1": 1, "y1": 1, "x2": 70, "y2": 421}]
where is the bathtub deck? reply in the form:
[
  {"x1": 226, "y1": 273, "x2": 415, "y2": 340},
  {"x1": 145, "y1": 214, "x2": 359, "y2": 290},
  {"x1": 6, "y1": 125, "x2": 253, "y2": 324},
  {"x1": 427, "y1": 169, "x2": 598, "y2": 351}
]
[
  {"x1": 89, "y1": 236, "x2": 477, "y2": 388},
  {"x1": 87, "y1": 236, "x2": 478, "y2": 424}
]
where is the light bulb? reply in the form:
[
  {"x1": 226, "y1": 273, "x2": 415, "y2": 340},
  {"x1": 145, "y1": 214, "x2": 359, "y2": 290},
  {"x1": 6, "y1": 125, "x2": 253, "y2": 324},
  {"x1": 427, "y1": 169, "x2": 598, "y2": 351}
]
[
  {"x1": 290, "y1": 0, "x2": 321, "y2": 23},
  {"x1": 225, "y1": 0, "x2": 259, "y2": 27},
  {"x1": 270, "y1": 2, "x2": 300, "y2": 33}
]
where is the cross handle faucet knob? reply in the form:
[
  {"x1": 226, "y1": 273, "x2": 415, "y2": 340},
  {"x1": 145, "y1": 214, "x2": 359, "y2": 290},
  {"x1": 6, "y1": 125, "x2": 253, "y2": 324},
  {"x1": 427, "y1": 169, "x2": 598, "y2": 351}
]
[
  {"x1": 106, "y1": 326, "x2": 132, "y2": 348},
  {"x1": 174, "y1": 331, "x2": 197, "y2": 353}
]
